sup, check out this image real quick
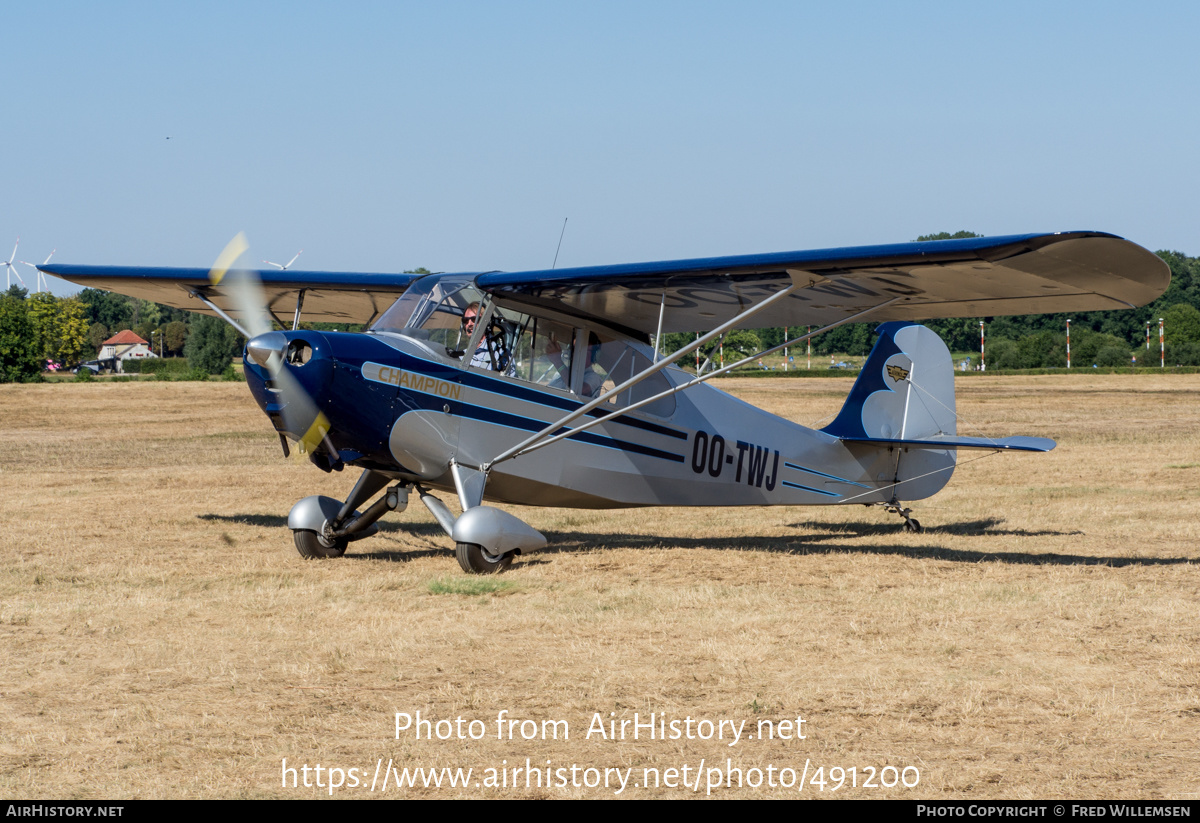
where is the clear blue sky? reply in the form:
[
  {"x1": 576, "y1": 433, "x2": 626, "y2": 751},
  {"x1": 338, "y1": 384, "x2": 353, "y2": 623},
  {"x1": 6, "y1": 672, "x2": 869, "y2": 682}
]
[{"x1": 6, "y1": 1, "x2": 1198, "y2": 296}]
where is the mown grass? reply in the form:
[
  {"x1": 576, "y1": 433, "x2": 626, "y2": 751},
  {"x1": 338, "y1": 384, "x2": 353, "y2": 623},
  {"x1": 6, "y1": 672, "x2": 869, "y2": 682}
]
[
  {"x1": 427, "y1": 576, "x2": 519, "y2": 596},
  {"x1": 0, "y1": 375, "x2": 1197, "y2": 798}
]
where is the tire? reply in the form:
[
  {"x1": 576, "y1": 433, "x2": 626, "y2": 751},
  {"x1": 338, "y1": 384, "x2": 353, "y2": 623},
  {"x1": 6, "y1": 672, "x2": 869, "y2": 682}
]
[
  {"x1": 903, "y1": 519, "x2": 923, "y2": 534},
  {"x1": 294, "y1": 529, "x2": 347, "y2": 559},
  {"x1": 455, "y1": 542, "x2": 513, "y2": 574}
]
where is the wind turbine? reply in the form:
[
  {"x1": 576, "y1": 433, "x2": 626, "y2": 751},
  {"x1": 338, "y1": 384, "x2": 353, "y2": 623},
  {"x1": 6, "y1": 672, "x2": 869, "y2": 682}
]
[
  {"x1": 3, "y1": 238, "x2": 26, "y2": 289},
  {"x1": 263, "y1": 249, "x2": 303, "y2": 271},
  {"x1": 20, "y1": 249, "x2": 55, "y2": 292}
]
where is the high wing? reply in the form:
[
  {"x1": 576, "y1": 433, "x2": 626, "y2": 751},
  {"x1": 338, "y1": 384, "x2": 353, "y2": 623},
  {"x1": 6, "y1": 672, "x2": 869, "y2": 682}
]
[
  {"x1": 43, "y1": 232, "x2": 1168, "y2": 334},
  {"x1": 39, "y1": 264, "x2": 427, "y2": 326},
  {"x1": 476, "y1": 232, "x2": 1170, "y2": 335}
]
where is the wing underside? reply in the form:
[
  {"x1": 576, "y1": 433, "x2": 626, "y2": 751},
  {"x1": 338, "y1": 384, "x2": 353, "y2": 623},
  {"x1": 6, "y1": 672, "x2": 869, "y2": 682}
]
[
  {"x1": 39, "y1": 265, "x2": 422, "y2": 326},
  {"x1": 476, "y1": 232, "x2": 1170, "y2": 334}
]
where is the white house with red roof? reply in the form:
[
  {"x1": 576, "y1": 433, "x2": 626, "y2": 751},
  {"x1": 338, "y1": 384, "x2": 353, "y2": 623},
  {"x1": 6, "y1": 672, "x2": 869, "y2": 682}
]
[{"x1": 99, "y1": 330, "x2": 158, "y2": 365}]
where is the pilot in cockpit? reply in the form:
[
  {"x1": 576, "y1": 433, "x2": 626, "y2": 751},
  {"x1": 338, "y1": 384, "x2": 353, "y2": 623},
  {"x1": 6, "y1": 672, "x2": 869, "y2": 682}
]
[{"x1": 462, "y1": 302, "x2": 516, "y2": 376}]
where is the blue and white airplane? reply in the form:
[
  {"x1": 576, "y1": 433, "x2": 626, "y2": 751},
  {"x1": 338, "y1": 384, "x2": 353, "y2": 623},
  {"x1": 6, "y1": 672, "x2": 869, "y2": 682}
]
[{"x1": 44, "y1": 231, "x2": 1169, "y2": 572}]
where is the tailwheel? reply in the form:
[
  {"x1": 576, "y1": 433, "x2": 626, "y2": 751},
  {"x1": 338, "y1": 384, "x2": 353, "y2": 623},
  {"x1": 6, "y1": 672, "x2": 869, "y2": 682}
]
[
  {"x1": 455, "y1": 542, "x2": 514, "y2": 574},
  {"x1": 883, "y1": 501, "x2": 922, "y2": 534},
  {"x1": 294, "y1": 529, "x2": 348, "y2": 559}
]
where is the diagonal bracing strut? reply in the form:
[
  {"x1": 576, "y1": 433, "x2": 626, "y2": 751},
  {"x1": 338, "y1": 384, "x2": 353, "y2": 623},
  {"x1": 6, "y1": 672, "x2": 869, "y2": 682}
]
[
  {"x1": 487, "y1": 296, "x2": 903, "y2": 468},
  {"x1": 483, "y1": 272, "x2": 907, "y2": 470}
]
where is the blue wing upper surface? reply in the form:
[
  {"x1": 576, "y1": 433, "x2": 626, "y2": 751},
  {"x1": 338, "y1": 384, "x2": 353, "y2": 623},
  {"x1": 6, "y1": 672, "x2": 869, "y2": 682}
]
[{"x1": 42, "y1": 232, "x2": 1168, "y2": 333}]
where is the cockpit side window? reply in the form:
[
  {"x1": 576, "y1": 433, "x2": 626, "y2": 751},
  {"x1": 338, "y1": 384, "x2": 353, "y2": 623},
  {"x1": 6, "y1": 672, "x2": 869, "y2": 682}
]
[
  {"x1": 514, "y1": 316, "x2": 574, "y2": 390},
  {"x1": 373, "y1": 282, "x2": 674, "y2": 415},
  {"x1": 578, "y1": 330, "x2": 676, "y2": 417},
  {"x1": 464, "y1": 305, "x2": 576, "y2": 386}
]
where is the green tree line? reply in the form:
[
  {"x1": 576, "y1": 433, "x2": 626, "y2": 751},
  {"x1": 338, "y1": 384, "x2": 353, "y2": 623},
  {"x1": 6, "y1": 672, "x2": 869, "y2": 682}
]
[
  {"x1": 0, "y1": 284, "x2": 233, "y2": 381},
  {"x1": 0, "y1": 270, "x2": 414, "y2": 382}
]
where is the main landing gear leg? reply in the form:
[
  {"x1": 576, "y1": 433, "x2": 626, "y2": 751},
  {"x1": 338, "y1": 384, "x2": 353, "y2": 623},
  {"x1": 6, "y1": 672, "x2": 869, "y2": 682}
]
[
  {"x1": 883, "y1": 500, "x2": 923, "y2": 534},
  {"x1": 289, "y1": 470, "x2": 410, "y2": 559}
]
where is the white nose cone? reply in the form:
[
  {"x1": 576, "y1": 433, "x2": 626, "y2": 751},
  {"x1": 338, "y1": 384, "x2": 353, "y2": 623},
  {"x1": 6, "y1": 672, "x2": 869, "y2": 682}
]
[{"x1": 247, "y1": 332, "x2": 288, "y2": 369}]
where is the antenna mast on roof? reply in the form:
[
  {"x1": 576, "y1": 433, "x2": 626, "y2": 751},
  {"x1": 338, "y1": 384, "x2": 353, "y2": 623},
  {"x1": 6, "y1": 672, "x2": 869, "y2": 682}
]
[{"x1": 551, "y1": 218, "x2": 568, "y2": 269}]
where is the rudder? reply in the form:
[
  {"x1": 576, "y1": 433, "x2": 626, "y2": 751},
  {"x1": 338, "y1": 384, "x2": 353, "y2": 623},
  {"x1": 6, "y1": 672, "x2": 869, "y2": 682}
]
[
  {"x1": 822, "y1": 322, "x2": 957, "y2": 502},
  {"x1": 822, "y1": 322, "x2": 956, "y2": 443}
]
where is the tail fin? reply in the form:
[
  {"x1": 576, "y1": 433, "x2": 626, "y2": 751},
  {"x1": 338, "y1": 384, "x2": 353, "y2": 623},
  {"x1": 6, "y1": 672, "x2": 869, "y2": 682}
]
[
  {"x1": 822, "y1": 322, "x2": 1054, "y2": 453},
  {"x1": 821, "y1": 322, "x2": 1052, "y2": 504},
  {"x1": 823, "y1": 322, "x2": 956, "y2": 443}
]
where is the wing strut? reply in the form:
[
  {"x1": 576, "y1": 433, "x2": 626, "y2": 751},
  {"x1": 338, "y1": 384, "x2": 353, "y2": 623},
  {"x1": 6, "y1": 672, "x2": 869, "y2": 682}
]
[
  {"x1": 488, "y1": 296, "x2": 903, "y2": 467},
  {"x1": 484, "y1": 282, "x2": 800, "y2": 471},
  {"x1": 292, "y1": 288, "x2": 307, "y2": 330},
  {"x1": 189, "y1": 289, "x2": 251, "y2": 338},
  {"x1": 652, "y1": 290, "x2": 668, "y2": 362}
]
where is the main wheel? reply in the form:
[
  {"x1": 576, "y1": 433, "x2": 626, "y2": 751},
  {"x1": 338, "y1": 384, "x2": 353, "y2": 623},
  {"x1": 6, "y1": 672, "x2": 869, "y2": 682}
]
[
  {"x1": 455, "y1": 542, "x2": 513, "y2": 574},
  {"x1": 903, "y1": 518, "x2": 923, "y2": 534},
  {"x1": 294, "y1": 529, "x2": 347, "y2": 559}
]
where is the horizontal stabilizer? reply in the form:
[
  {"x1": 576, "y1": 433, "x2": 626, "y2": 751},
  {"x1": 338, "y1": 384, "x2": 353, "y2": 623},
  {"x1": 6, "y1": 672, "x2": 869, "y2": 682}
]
[{"x1": 837, "y1": 434, "x2": 1055, "y2": 452}]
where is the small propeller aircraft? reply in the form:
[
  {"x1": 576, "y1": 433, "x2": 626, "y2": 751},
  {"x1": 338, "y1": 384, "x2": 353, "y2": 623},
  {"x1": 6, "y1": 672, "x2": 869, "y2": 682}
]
[{"x1": 44, "y1": 231, "x2": 1169, "y2": 572}]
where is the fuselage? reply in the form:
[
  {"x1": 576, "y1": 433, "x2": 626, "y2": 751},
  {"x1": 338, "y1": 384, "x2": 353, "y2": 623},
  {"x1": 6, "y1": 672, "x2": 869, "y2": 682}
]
[{"x1": 244, "y1": 326, "x2": 950, "y2": 510}]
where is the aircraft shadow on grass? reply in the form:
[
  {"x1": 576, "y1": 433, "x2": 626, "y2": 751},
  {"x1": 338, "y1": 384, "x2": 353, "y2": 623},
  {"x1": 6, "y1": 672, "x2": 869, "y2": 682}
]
[
  {"x1": 199, "y1": 512, "x2": 454, "y2": 562},
  {"x1": 197, "y1": 514, "x2": 1194, "y2": 568}
]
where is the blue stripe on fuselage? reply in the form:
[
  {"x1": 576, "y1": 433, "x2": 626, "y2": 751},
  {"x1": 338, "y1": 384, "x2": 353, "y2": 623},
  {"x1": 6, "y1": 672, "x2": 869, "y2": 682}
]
[
  {"x1": 393, "y1": 387, "x2": 685, "y2": 463},
  {"x1": 780, "y1": 480, "x2": 841, "y2": 497},
  {"x1": 783, "y1": 461, "x2": 872, "y2": 489},
  {"x1": 456, "y1": 366, "x2": 687, "y2": 440},
  {"x1": 362, "y1": 343, "x2": 687, "y2": 441}
]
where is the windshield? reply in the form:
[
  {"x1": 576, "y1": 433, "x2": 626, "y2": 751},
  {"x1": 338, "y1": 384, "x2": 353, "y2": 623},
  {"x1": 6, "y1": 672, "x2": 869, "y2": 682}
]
[{"x1": 371, "y1": 274, "x2": 483, "y2": 345}]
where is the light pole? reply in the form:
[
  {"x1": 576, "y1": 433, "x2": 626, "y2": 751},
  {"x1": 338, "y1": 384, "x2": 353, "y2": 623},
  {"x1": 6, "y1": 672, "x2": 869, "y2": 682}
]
[
  {"x1": 1066, "y1": 319, "x2": 1071, "y2": 369},
  {"x1": 980, "y1": 321, "x2": 985, "y2": 371},
  {"x1": 1160, "y1": 318, "x2": 1165, "y2": 368}
]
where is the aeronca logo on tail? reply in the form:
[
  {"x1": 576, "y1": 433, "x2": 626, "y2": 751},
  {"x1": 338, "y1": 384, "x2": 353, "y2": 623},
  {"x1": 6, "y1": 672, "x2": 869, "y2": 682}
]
[
  {"x1": 886, "y1": 364, "x2": 910, "y2": 383},
  {"x1": 362, "y1": 362, "x2": 462, "y2": 400}
]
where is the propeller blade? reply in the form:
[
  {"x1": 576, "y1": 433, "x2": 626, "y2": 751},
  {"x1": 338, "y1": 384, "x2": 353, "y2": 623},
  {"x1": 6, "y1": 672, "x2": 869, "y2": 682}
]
[
  {"x1": 272, "y1": 364, "x2": 333, "y2": 458},
  {"x1": 213, "y1": 234, "x2": 334, "y2": 459},
  {"x1": 207, "y1": 233, "x2": 272, "y2": 340},
  {"x1": 223, "y1": 269, "x2": 273, "y2": 340},
  {"x1": 207, "y1": 232, "x2": 249, "y2": 286}
]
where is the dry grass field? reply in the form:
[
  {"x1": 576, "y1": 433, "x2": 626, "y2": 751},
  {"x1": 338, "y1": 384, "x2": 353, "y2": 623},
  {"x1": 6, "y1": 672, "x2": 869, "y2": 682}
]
[{"x1": 1, "y1": 375, "x2": 1197, "y2": 799}]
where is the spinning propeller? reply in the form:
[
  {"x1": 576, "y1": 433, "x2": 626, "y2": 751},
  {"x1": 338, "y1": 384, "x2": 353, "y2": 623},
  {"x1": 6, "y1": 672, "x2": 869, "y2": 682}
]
[{"x1": 208, "y1": 233, "x2": 332, "y2": 459}]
